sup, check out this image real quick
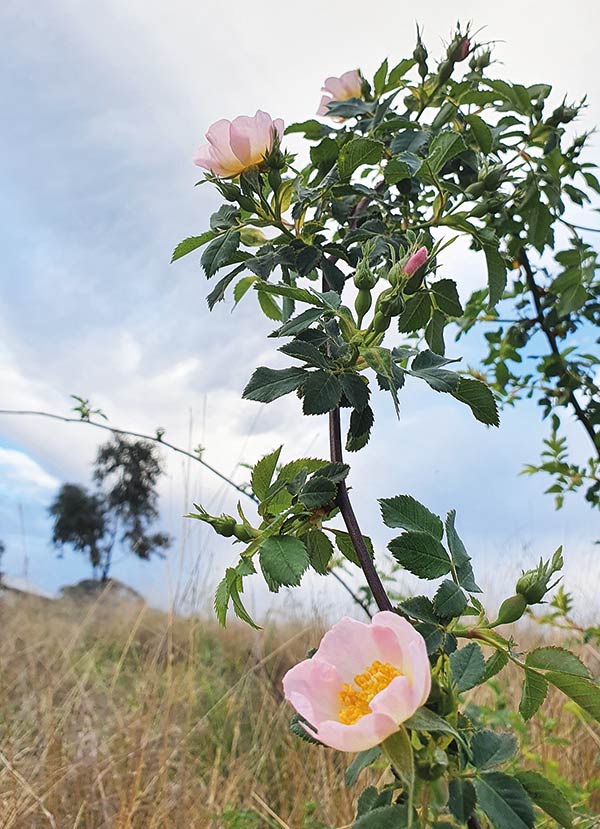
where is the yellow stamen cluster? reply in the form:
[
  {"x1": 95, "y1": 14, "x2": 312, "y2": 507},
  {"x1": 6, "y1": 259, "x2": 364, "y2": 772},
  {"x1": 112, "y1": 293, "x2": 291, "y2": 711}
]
[{"x1": 338, "y1": 660, "x2": 401, "y2": 725}]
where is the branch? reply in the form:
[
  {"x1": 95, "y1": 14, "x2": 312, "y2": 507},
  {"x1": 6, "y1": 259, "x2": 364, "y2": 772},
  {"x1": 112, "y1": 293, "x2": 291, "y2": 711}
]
[
  {"x1": 0, "y1": 407, "x2": 374, "y2": 618},
  {"x1": 518, "y1": 250, "x2": 599, "y2": 458},
  {"x1": 0, "y1": 408, "x2": 254, "y2": 500}
]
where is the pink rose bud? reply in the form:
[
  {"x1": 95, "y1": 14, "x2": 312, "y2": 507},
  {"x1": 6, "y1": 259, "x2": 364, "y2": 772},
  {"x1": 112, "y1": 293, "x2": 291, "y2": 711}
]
[
  {"x1": 456, "y1": 37, "x2": 471, "y2": 62},
  {"x1": 403, "y1": 246, "x2": 429, "y2": 277},
  {"x1": 317, "y1": 69, "x2": 362, "y2": 118},
  {"x1": 193, "y1": 110, "x2": 284, "y2": 178},
  {"x1": 283, "y1": 612, "x2": 431, "y2": 752}
]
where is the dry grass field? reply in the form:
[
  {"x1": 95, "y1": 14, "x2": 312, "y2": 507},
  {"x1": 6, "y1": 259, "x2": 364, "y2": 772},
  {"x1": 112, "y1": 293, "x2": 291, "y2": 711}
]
[{"x1": 0, "y1": 590, "x2": 598, "y2": 828}]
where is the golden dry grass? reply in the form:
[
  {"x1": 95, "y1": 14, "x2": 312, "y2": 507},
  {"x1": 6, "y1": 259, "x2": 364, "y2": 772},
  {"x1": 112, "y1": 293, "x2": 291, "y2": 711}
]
[{"x1": 0, "y1": 591, "x2": 598, "y2": 828}]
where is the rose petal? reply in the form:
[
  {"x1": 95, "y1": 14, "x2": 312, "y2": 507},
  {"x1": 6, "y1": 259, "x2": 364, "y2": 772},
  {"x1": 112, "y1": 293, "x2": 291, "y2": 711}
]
[
  {"x1": 282, "y1": 657, "x2": 343, "y2": 724},
  {"x1": 314, "y1": 712, "x2": 399, "y2": 752}
]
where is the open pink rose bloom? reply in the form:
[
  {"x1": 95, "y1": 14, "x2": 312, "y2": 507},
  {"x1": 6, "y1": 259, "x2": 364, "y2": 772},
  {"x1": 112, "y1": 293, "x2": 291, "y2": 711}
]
[
  {"x1": 317, "y1": 70, "x2": 362, "y2": 117},
  {"x1": 283, "y1": 611, "x2": 431, "y2": 752},
  {"x1": 193, "y1": 110, "x2": 284, "y2": 178}
]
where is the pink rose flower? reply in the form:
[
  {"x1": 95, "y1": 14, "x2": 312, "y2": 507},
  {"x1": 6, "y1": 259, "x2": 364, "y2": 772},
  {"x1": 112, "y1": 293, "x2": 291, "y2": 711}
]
[
  {"x1": 403, "y1": 246, "x2": 429, "y2": 277},
  {"x1": 283, "y1": 611, "x2": 431, "y2": 752},
  {"x1": 317, "y1": 70, "x2": 363, "y2": 117},
  {"x1": 193, "y1": 110, "x2": 284, "y2": 178}
]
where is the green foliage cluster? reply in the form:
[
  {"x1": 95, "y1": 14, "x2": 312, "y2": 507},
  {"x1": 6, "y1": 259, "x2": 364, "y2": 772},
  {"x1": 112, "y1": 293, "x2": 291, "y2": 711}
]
[{"x1": 175, "y1": 22, "x2": 599, "y2": 829}]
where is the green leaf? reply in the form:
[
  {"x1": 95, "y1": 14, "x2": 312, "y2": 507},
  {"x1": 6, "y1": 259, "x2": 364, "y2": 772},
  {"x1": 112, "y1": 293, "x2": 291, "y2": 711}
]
[
  {"x1": 314, "y1": 462, "x2": 349, "y2": 484},
  {"x1": 425, "y1": 131, "x2": 467, "y2": 176},
  {"x1": 450, "y1": 643, "x2": 486, "y2": 692},
  {"x1": 274, "y1": 307, "x2": 324, "y2": 337},
  {"x1": 206, "y1": 266, "x2": 241, "y2": 309},
  {"x1": 388, "y1": 532, "x2": 452, "y2": 579},
  {"x1": 171, "y1": 231, "x2": 217, "y2": 262},
  {"x1": 233, "y1": 275, "x2": 256, "y2": 305},
  {"x1": 425, "y1": 309, "x2": 446, "y2": 355},
  {"x1": 526, "y1": 201, "x2": 553, "y2": 253},
  {"x1": 285, "y1": 119, "x2": 328, "y2": 140},
  {"x1": 290, "y1": 713, "x2": 322, "y2": 745},
  {"x1": 474, "y1": 773, "x2": 535, "y2": 829},
  {"x1": 243, "y1": 366, "x2": 307, "y2": 403},
  {"x1": 445, "y1": 510, "x2": 481, "y2": 593},
  {"x1": 259, "y1": 536, "x2": 309, "y2": 591},
  {"x1": 448, "y1": 779, "x2": 476, "y2": 824},
  {"x1": 519, "y1": 669, "x2": 548, "y2": 720},
  {"x1": 431, "y1": 279, "x2": 463, "y2": 317},
  {"x1": 433, "y1": 580, "x2": 468, "y2": 621},
  {"x1": 304, "y1": 529, "x2": 334, "y2": 575},
  {"x1": 340, "y1": 373, "x2": 370, "y2": 411},
  {"x1": 398, "y1": 596, "x2": 438, "y2": 624},
  {"x1": 397, "y1": 292, "x2": 432, "y2": 332},
  {"x1": 408, "y1": 356, "x2": 460, "y2": 393},
  {"x1": 526, "y1": 647, "x2": 590, "y2": 677},
  {"x1": 482, "y1": 649, "x2": 509, "y2": 682},
  {"x1": 345, "y1": 746, "x2": 381, "y2": 787},
  {"x1": 484, "y1": 245, "x2": 507, "y2": 307},
  {"x1": 256, "y1": 282, "x2": 323, "y2": 307},
  {"x1": 209, "y1": 204, "x2": 239, "y2": 230},
  {"x1": 384, "y1": 153, "x2": 422, "y2": 184},
  {"x1": 381, "y1": 726, "x2": 414, "y2": 789},
  {"x1": 299, "y1": 476, "x2": 337, "y2": 509},
  {"x1": 346, "y1": 405, "x2": 374, "y2": 452},
  {"x1": 467, "y1": 114, "x2": 493, "y2": 154},
  {"x1": 332, "y1": 529, "x2": 375, "y2": 568},
  {"x1": 379, "y1": 495, "x2": 443, "y2": 539},
  {"x1": 353, "y1": 805, "x2": 409, "y2": 829},
  {"x1": 544, "y1": 671, "x2": 600, "y2": 721},
  {"x1": 387, "y1": 57, "x2": 416, "y2": 87},
  {"x1": 251, "y1": 446, "x2": 282, "y2": 502},
  {"x1": 257, "y1": 290, "x2": 282, "y2": 321},
  {"x1": 201, "y1": 229, "x2": 241, "y2": 277},
  {"x1": 338, "y1": 138, "x2": 385, "y2": 181},
  {"x1": 373, "y1": 58, "x2": 388, "y2": 95},
  {"x1": 452, "y1": 377, "x2": 499, "y2": 426},
  {"x1": 514, "y1": 770, "x2": 573, "y2": 829},
  {"x1": 214, "y1": 575, "x2": 230, "y2": 626},
  {"x1": 302, "y1": 371, "x2": 343, "y2": 415},
  {"x1": 279, "y1": 339, "x2": 329, "y2": 369},
  {"x1": 404, "y1": 706, "x2": 465, "y2": 745},
  {"x1": 472, "y1": 730, "x2": 518, "y2": 770}
]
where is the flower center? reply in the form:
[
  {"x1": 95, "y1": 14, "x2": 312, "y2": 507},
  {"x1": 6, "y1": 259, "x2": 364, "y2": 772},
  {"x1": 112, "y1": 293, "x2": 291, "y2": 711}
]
[{"x1": 338, "y1": 660, "x2": 401, "y2": 725}]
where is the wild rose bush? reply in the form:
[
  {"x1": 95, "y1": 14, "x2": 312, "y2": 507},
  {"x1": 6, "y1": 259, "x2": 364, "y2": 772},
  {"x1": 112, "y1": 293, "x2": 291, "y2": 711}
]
[{"x1": 176, "y1": 24, "x2": 600, "y2": 829}]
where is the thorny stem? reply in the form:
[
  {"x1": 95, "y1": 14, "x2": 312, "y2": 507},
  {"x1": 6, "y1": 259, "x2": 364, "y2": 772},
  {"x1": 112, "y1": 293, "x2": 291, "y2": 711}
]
[
  {"x1": 518, "y1": 250, "x2": 599, "y2": 458},
  {"x1": 328, "y1": 406, "x2": 393, "y2": 612}
]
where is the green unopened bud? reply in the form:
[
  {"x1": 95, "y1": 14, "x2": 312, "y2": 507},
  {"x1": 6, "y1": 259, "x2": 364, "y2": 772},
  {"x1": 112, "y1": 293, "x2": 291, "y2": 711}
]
[
  {"x1": 232, "y1": 523, "x2": 258, "y2": 543},
  {"x1": 438, "y1": 59, "x2": 454, "y2": 85},
  {"x1": 516, "y1": 547, "x2": 563, "y2": 604},
  {"x1": 482, "y1": 164, "x2": 506, "y2": 191},
  {"x1": 387, "y1": 262, "x2": 406, "y2": 288},
  {"x1": 354, "y1": 259, "x2": 377, "y2": 290},
  {"x1": 239, "y1": 227, "x2": 267, "y2": 247},
  {"x1": 547, "y1": 103, "x2": 579, "y2": 127},
  {"x1": 372, "y1": 311, "x2": 392, "y2": 333},
  {"x1": 413, "y1": 41, "x2": 428, "y2": 65},
  {"x1": 494, "y1": 593, "x2": 528, "y2": 625},
  {"x1": 431, "y1": 101, "x2": 457, "y2": 130},
  {"x1": 465, "y1": 180, "x2": 486, "y2": 199},
  {"x1": 355, "y1": 289, "x2": 373, "y2": 325},
  {"x1": 469, "y1": 49, "x2": 491, "y2": 72}
]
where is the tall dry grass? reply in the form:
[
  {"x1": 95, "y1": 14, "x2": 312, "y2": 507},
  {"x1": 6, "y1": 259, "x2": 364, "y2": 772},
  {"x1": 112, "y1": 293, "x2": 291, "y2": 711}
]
[{"x1": 0, "y1": 591, "x2": 598, "y2": 828}]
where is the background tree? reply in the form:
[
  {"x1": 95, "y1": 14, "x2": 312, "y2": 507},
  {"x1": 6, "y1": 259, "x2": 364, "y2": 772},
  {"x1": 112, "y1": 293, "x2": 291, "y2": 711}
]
[{"x1": 49, "y1": 436, "x2": 170, "y2": 581}]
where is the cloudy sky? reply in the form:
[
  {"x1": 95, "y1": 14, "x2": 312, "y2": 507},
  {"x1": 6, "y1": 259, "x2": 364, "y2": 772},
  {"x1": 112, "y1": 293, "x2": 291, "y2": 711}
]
[{"x1": 1, "y1": 0, "x2": 598, "y2": 620}]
